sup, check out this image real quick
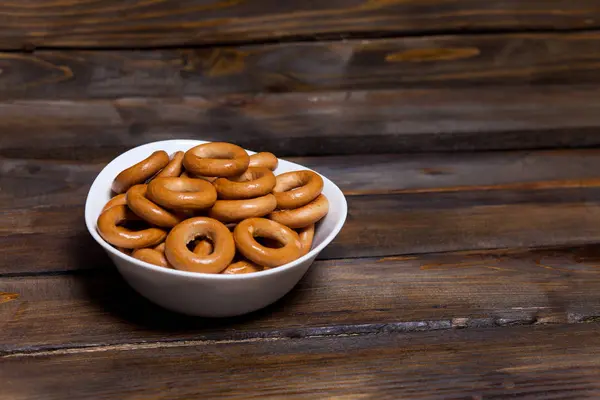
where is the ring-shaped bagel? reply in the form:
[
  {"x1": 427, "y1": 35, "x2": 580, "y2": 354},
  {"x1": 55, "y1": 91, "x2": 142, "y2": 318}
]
[
  {"x1": 208, "y1": 194, "x2": 277, "y2": 223},
  {"x1": 112, "y1": 150, "x2": 169, "y2": 194},
  {"x1": 126, "y1": 184, "x2": 182, "y2": 228},
  {"x1": 154, "y1": 242, "x2": 166, "y2": 253},
  {"x1": 222, "y1": 260, "x2": 263, "y2": 274},
  {"x1": 269, "y1": 194, "x2": 329, "y2": 229},
  {"x1": 273, "y1": 170, "x2": 323, "y2": 209},
  {"x1": 298, "y1": 224, "x2": 315, "y2": 256},
  {"x1": 193, "y1": 239, "x2": 213, "y2": 256},
  {"x1": 213, "y1": 167, "x2": 276, "y2": 200},
  {"x1": 183, "y1": 142, "x2": 249, "y2": 177},
  {"x1": 132, "y1": 248, "x2": 171, "y2": 268},
  {"x1": 97, "y1": 205, "x2": 167, "y2": 249},
  {"x1": 249, "y1": 152, "x2": 278, "y2": 171},
  {"x1": 233, "y1": 218, "x2": 302, "y2": 268},
  {"x1": 165, "y1": 217, "x2": 235, "y2": 273},
  {"x1": 102, "y1": 193, "x2": 127, "y2": 212},
  {"x1": 146, "y1": 177, "x2": 217, "y2": 211},
  {"x1": 156, "y1": 151, "x2": 185, "y2": 178}
]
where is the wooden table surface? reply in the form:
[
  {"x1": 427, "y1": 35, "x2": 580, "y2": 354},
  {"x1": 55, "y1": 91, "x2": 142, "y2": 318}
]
[
  {"x1": 4, "y1": 148, "x2": 600, "y2": 398},
  {"x1": 4, "y1": 1, "x2": 600, "y2": 398}
]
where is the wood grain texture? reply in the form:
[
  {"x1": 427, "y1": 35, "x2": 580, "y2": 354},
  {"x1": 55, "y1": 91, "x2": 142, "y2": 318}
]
[
  {"x1": 6, "y1": 150, "x2": 600, "y2": 273},
  {"x1": 4, "y1": 86, "x2": 600, "y2": 160},
  {"x1": 3, "y1": 323, "x2": 600, "y2": 399},
  {"x1": 7, "y1": 188, "x2": 600, "y2": 272},
  {"x1": 7, "y1": 149, "x2": 600, "y2": 210},
  {"x1": 0, "y1": 1, "x2": 598, "y2": 49},
  {"x1": 3, "y1": 245, "x2": 600, "y2": 353},
  {"x1": 3, "y1": 32, "x2": 600, "y2": 98}
]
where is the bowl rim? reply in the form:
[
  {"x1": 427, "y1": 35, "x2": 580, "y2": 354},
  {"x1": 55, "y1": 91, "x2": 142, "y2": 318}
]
[{"x1": 84, "y1": 139, "x2": 348, "y2": 280}]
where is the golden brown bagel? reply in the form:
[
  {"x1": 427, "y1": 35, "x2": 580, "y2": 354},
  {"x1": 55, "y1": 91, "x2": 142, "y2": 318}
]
[
  {"x1": 273, "y1": 170, "x2": 323, "y2": 209},
  {"x1": 156, "y1": 151, "x2": 185, "y2": 178},
  {"x1": 298, "y1": 224, "x2": 315, "y2": 256},
  {"x1": 249, "y1": 152, "x2": 278, "y2": 171},
  {"x1": 193, "y1": 240, "x2": 213, "y2": 256},
  {"x1": 132, "y1": 248, "x2": 171, "y2": 268},
  {"x1": 213, "y1": 167, "x2": 276, "y2": 200},
  {"x1": 208, "y1": 194, "x2": 277, "y2": 223},
  {"x1": 97, "y1": 205, "x2": 166, "y2": 249},
  {"x1": 222, "y1": 260, "x2": 263, "y2": 274},
  {"x1": 126, "y1": 184, "x2": 182, "y2": 228},
  {"x1": 112, "y1": 151, "x2": 169, "y2": 194},
  {"x1": 101, "y1": 193, "x2": 127, "y2": 213},
  {"x1": 233, "y1": 218, "x2": 302, "y2": 268},
  {"x1": 165, "y1": 217, "x2": 235, "y2": 273},
  {"x1": 147, "y1": 177, "x2": 217, "y2": 211},
  {"x1": 269, "y1": 194, "x2": 329, "y2": 229},
  {"x1": 183, "y1": 142, "x2": 249, "y2": 177},
  {"x1": 180, "y1": 170, "x2": 217, "y2": 182}
]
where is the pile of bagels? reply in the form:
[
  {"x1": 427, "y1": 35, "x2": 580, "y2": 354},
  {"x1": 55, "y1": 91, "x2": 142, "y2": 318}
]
[{"x1": 97, "y1": 142, "x2": 329, "y2": 274}]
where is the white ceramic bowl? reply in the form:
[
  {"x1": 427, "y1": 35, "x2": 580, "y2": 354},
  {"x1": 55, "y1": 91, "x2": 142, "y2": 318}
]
[{"x1": 85, "y1": 140, "x2": 347, "y2": 317}]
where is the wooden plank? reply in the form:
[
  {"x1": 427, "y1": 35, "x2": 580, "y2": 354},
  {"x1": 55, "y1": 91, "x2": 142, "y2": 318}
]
[
  {"x1": 6, "y1": 150, "x2": 600, "y2": 273},
  {"x1": 295, "y1": 149, "x2": 600, "y2": 196},
  {"x1": 3, "y1": 323, "x2": 600, "y2": 399},
  {"x1": 4, "y1": 32, "x2": 600, "y2": 98},
  {"x1": 6, "y1": 194, "x2": 598, "y2": 272},
  {"x1": 4, "y1": 86, "x2": 600, "y2": 160},
  {"x1": 2, "y1": 246, "x2": 600, "y2": 352},
  {"x1": 6, "y1": 149, "x2": 600, "y2": 209},
  {"x1": 0, "y1": 1, "x2": 598, "y2": 49}
]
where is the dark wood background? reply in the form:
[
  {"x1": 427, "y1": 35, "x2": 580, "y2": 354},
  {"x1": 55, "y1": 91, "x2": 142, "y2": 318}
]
[
  {"x1": 4, "y1": 1, "x2": 600, "y2": 398},
  {"x1": 3, "y1": 1, "x2": 600, "y2": 158}
]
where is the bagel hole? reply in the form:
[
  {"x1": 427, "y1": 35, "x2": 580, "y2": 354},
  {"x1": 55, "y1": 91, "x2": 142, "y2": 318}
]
[
  {"x1": 230, "y1": 169, "x2": 261, "y2": 182},
  {"x1": 179, "y1": 186, "x2": 202, "y2": 193},
  {"x1": 216, "y1": 152, "x2": 236, "y2": 160},
  {"x1": 119, "y1": 219, "x2": 151, "y2": 231},
  {"x1": 281, "y1": 185, "x2": 304, "y2": 194},
  {"x1": 197, "y1": 148, "x2": 236, "y2": 160},
  {"x1": 277, "y1": 175, "x2": 308, "y2": 193},
  {"x1": 255, "y1": 237, "x2": 284, "y2": 249},
  {"x1": 227, "y1": 172, "x2": 247, "y2": 182}
]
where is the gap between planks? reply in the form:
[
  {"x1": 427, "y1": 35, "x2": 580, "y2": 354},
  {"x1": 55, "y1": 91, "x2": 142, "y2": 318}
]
[
  {"x1": 2, "y1": 313, "x2": 595, "y2": 359},
  {"x1": 8, "y1": 25, "x2": 600, "y2": 53}
]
